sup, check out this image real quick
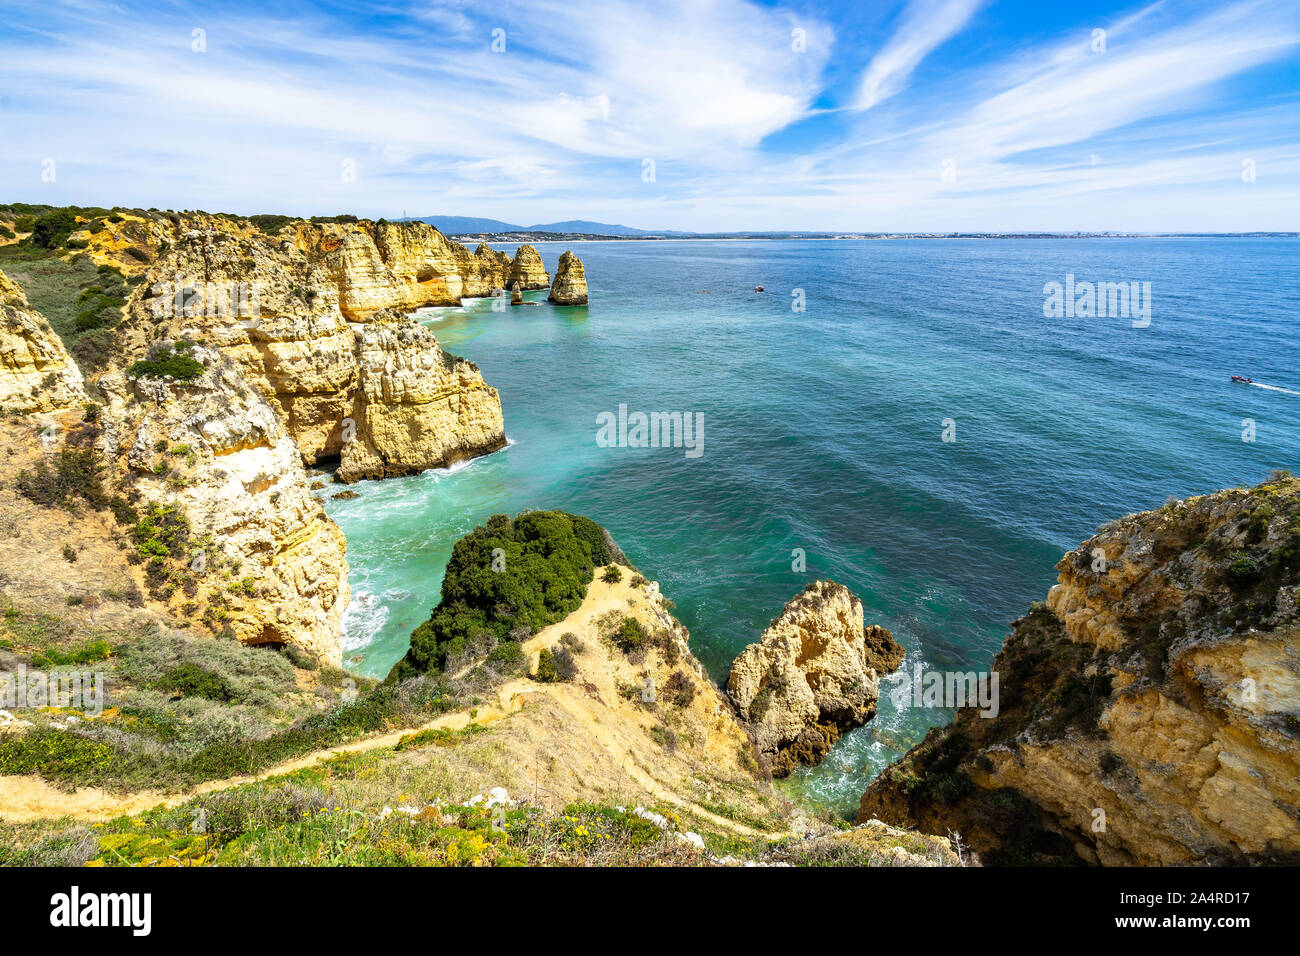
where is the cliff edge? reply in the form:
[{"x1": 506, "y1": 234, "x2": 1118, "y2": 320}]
[{"x1": 859, "y1": 474, "x2": 1300, "y2": 865}]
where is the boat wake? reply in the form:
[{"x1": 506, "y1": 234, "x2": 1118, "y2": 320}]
[{"x1": 1249, "y1": 381, "x2": 1300, "y2": 397}]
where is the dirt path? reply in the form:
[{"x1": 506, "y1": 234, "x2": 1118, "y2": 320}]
[
  {"x1": 0, "y1": 573, "x2": 781, "y2": 838},
  {"x1": 0, "y1": 680, "x2": 529, "y2": 824}
]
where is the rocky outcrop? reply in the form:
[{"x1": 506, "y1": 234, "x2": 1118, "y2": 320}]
[
  {"x1": 859, "y1": 475, "x2": 1300, "y2": 865},
  {"x1": 335, "y1": 317, "x2": 505, "y2": 482},
  {"x1": 304, "y1": 222, "x2": 550, "y2": 317},
  {"x1": 508, "y1": 244, "x2": 550, "y2": 290},
  {"x1": 123, "y1": 231, "x2": 506, "y2": 477},
  {"x1": 548, "y1": 251, "x2": 588, "y2": 305},
  {"x1": 98, "y1": 343, "x2": 349, "y2": 663},
  {"x1": 0, "y1": 269, "x2": 86, "y2": 413},
  {"x1": 727, "y1": 580, "x2": 904, "y2": 777},
  {"x1": 457, "y1": 243, "x2": 513, "y2": 299}
]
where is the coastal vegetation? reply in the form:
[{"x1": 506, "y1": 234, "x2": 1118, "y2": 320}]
[
  {"x1": 390, "y1": 511, "x2": 617, "y2": 680},
  {"x1": 125, "y1": 344, "x2": 205, "y2": 382}
]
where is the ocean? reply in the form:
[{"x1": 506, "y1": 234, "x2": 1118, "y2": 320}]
[{"x1": 322, "y1": 237, "x2": 1299, "y2": 816}]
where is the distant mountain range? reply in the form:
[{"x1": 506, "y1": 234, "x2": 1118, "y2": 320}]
[{"x1": 416, "y1": 216, "x2": 693, "y2": 237}]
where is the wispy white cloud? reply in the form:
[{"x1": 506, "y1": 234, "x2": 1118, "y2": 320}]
[
  {"x1": 855, "y1": 0, "x2": 983, "y2": 110},
  {"x1": 0, "y1": 0, "x2": 1295, "y2": 230}
]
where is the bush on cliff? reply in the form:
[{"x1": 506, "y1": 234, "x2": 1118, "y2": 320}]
[
  {"x1": 127, "y1": 346, "x2": 204, "y2": 381},
  {"x1": 390, "y1": 511, "x2": 608, "y2": 679},
  {"x1": 16, "y1": 448, "x2": 108, "y2": 512},
  {"x1": 28, "y1": 210, "x2": 78, "y2": 249}
]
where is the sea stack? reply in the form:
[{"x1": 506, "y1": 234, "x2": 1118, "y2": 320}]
[
  {"x1": 508, "y1": 243, "x2": 550, "y2": 290},
  {"x1": 510, "y1": 282, "x2": 523, "y2": 305},
  {"x1": 726, "y1": 580, "x2": 904, "y2": 777},
  {"x1": 548, "y1": 250, "x2": 588, "y2": 305}
]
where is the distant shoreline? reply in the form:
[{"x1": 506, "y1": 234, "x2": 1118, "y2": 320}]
[{"x1": 451, "y1": 232, "x2": 1300, "y2": 244}]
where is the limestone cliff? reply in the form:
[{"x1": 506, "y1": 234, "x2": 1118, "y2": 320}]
[
  {"x1": 336, "y1": 317, "x2": 506, "y2": 482},
  {"x1": 727, "y1": 580, "x2": 904, "y2": 777},
  {"x1": 97, "y1": 344, "x2": 349, "y2": 663},
  {"x1": 0, "y1": 269, "x2": 86, "y2": 413},
  {"x1": 548, "y1": 250, "x2": 588, "y2": 305},
  {"x1": 319, "y1": 223, "x2": 538, "y2": 316},
  {"x1": 859, "y1": 475, "x2": 1300, "y2": 865},
  {"x1": 121, "y1": 230, "x2": 505, "y2": 478}
]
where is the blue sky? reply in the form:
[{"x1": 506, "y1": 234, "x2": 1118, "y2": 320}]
[{"x1": 1, "y1": 0, "x2": 1297, "y2": 231}]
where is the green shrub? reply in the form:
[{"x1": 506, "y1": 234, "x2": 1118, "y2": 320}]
[
  {"x1": 612, "y1": 618, "x2": 648, "y2": 652},
  {"x1": 661, "y1": 671, "x2": 696, "y2": 707},
  {"x1": 391, "y1": 511, "x2": 604, "y2": 678},
  {"x1": 534, "y1": 647, "x2": 559, "y2": 682},
  {"x1": 16, "y1": 448, "x2": 108, "y2": 511},
  {"x1": 130, "y1": 504, "x2": 189, "y2": 559},
  {"x1": 601, "y1": 565, "x2": 623, "y2": 584},
  {"x1": 127, "y1": 347, "x2": 204, "y2": 381},
  {"x1": 550, "y1": 645, "x2": 578, "y2": 682},
  {"x1": 28, "y1": 210, "x2": 78, "y2": 249},
  {"x1": 0, "y1": 731, "x2": 116, "y2": 783},
  {"x1": 486, "y1": 640, "x2": 525, "y2": 675},
  {"x1": 1226, "y1": 552, "x2": 1259, "y2": 588},
  {"x1": 73, "y1": 289, "x2": 125, "y2": 331},
  {"x1": 248, "y1": 214, "x2": 294, "y2": 234},
  {"x1": 153, "y1": 662, "x2": 233, "y2": 701},
  {"x1": 31, "y1": 639, "x2": 112, "y2": 667}
]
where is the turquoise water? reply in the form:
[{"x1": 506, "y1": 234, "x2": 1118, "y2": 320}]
[{"x1": 323, "y1": 238, "x2": 1299, "y2": 816}]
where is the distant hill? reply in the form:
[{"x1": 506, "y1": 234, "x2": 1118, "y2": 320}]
[{"x1": 417, "y1": 216, "x2": 691, "y2": 237}]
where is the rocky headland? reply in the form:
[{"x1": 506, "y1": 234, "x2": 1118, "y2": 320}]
[
  {"x1": 859, "y1": 476, "x2": 1300, "y2": 865},
  {"x1": 726, "y1": 580, "x2": 904, "y2": 776},
  {"x1": 0, "y1": 209, "x2": 590, "y2": 666}
]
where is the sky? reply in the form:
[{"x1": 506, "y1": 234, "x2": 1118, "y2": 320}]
[{"x1": 0, "y1": 0, "x2": 1297, "y2": 231}]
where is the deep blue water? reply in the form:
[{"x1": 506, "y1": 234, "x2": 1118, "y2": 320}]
[{"x1": 323, "y1": 238, "x2": 1299, "y2": 815}]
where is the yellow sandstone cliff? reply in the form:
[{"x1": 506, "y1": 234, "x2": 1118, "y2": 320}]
[
  {"x1": 120, "y1": 228, "x2": 506, "y2": 478},
  {"x1": 0, "y1": 269, "x2": 86, "y2": 413},
  {"x1": 859, "y1": 476, "x2": 1300, "y2": 865},
  {"x1": 98, "y1": 347, "x2": 350, "y2": 663},
  {"x1": 548, "y1": 250, "x2": 589, "y2": 305},
  {"x1": 727, "y1": 580, "x2": 903, "y2": 777}
]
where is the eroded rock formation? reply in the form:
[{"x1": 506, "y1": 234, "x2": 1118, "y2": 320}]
[
  {"x1": 98, "y1": 345, "x2": 349, "y2": 663},
  {"x1": 508, "y1": 244, "x2": 550, "y2": 290},
  {"x1": 548, "y1": 250, "x2": 588, "y2": 305},
  {"x1": 727, "y1": 580, "x2": 904, "y2": 776},
  {"x1": 122, "y1": 230, "x2": 505, "y2": 477},
  {"x1": 336, "y1": 317, "x2": 505, "y2": 482},
  {"x1": 859, "y1": 477, "x2": 1300, "y2": 865}
]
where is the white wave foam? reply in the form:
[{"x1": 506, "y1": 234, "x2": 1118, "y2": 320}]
[
  {"x1": 341, "y1": 591, "x2": 390, "y2": 652},
  {"x1": 1250, "y1": 381, "x2": 1300, "y2": 397}
]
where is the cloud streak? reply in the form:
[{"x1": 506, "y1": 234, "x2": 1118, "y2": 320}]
[
  {"x1": 855, "y1": 0, "x2": 983, "y2": 110},
  {"x1": 0, "y1": 0, "x2": 1294, "y2": 230}
]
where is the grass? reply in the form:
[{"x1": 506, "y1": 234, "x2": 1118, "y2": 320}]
[
  {"x1": 0, "y1": 750, "x2": 778, "y2": 867},
  {"x1": 0, "y1": 595, "x2": 450, "y2": 792},
  {"x1": 0, "y1": 248, "x2": 133, "y2": 373}
]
